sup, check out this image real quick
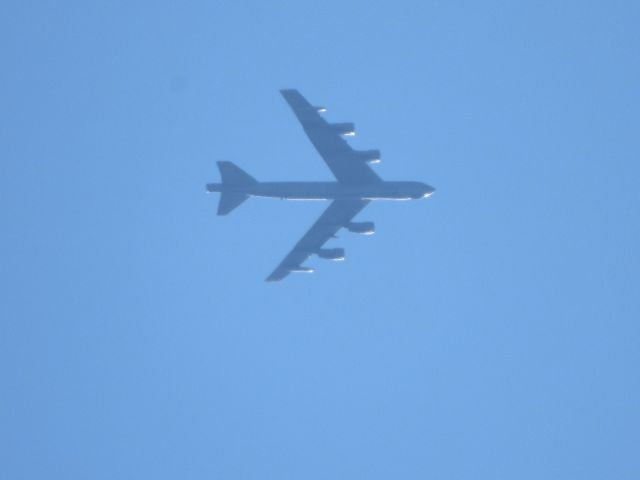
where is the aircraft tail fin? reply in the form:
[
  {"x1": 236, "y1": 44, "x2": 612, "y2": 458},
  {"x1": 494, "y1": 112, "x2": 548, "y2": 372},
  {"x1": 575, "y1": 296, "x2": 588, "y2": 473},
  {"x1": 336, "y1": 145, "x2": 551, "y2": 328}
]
[
  {"x1": 215, "y1": 161, "x2": 255, "y2": 215},
  {"x1": 214, "y1": 161, "x2": 257, "y2": 215},
  {"x1": 217, "y1": 161, "x2": 257, "y2": 185},
  {"x1": 217, "y1": 192, "x2": 250, "y2": 215}
]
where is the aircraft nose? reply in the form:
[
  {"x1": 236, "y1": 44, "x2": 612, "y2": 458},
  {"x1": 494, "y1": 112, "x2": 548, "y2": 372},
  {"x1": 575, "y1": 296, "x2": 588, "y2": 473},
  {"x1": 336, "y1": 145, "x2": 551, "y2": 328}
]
[{"x1": 423, "y1": 184, "x2": 436, "y2": 197}]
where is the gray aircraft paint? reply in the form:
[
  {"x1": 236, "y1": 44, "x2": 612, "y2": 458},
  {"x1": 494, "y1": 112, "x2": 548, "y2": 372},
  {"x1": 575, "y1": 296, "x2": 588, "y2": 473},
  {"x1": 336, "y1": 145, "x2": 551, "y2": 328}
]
[
  {"x1": 207, "y1": 89, "x2": 435, "y2": 281},
  {"x1": 206, "y1": 180, "x2": 433, "y2": 201}
]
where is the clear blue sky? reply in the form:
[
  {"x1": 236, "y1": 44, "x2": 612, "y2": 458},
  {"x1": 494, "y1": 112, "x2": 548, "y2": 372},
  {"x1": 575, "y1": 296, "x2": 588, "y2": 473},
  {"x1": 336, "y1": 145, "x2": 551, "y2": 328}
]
[{"x1": 2, "y1": 1, "x2": 639, "y2": 478}]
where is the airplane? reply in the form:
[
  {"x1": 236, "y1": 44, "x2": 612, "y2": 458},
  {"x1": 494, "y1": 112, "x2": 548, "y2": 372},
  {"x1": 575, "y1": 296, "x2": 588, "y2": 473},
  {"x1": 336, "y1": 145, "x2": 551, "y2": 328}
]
[{"x1": 206, "y1": 89, "x2": 435, "y2": 281}]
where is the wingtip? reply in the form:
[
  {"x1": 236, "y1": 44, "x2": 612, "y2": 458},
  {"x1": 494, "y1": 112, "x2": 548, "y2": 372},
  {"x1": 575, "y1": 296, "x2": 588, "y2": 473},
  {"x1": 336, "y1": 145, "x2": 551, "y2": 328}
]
[
  {"x1": 265, "y1": 269, "x2": 289, "y2": 282},
  {"x1": 279, "y1": 88, "x2": 298, "y2": 99}
]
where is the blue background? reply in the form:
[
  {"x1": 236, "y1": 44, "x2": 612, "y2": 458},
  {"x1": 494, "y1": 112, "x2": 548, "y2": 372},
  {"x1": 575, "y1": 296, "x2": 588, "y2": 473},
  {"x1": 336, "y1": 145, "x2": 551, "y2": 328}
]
[{"x1": 2, "y1": 1, "x2": 639, "y2": 478}]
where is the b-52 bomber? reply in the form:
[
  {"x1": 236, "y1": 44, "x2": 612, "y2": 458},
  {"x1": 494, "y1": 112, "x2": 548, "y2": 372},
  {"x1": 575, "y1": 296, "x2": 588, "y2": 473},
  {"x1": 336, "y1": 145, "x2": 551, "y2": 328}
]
[{"x1": 207, "y1": 89, "x2": 435, "y2": 281}]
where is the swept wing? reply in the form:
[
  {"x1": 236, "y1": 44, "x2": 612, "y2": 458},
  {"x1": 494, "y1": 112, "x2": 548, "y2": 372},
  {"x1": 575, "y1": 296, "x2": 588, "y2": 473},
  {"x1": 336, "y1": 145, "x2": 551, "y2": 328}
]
[
  {"x1": 280, "y1": 89, "x2": 381, "y2": 184},
  {"x1": 266, "y1": 199, "x2": 370, "y2": 282}
]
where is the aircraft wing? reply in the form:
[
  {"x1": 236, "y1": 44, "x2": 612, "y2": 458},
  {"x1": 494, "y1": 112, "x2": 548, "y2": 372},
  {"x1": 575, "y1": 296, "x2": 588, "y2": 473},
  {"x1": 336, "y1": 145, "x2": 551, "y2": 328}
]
[
  {"x1": 266, "y1": 199, "x2": 370, "y2": 282},
  {"x1": 280, "y1": 89, "x2": 382, "y2": 184}
]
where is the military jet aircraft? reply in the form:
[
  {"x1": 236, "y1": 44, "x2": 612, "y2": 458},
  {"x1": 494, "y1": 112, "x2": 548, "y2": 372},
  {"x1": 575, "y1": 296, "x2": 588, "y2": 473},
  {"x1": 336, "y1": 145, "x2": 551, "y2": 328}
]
[{"x1": 207, "y1": 89, "x2": 435, "y2": 281}]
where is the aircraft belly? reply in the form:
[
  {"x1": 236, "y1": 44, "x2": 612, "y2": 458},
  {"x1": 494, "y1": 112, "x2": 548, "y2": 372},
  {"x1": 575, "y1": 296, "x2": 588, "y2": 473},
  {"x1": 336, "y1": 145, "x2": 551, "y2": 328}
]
[{"x1": 248, "y1": 182, "x2": 417, "y2": 200}]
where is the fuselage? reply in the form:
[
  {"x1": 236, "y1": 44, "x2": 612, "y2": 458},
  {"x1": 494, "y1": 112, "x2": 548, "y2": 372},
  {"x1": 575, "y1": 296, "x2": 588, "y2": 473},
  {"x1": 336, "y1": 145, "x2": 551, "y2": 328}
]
[{"x1": 206, "y1": 181, "x2": 435, "y2": 200}]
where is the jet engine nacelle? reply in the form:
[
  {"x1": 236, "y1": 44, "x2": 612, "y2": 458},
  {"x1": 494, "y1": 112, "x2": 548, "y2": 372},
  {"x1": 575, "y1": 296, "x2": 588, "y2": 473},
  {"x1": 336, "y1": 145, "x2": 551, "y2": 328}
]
[
  {"x1": 317, "y1": 248, "x2": 345, "y2": 261},
  {"x1": 353, "y1": 149, "x2": 381, "y2": 164},
  {"x1": 288, "y1": 266, "x2": 315, "y2": 273},
  {"x1": 330, "y1": 122, "x2": 355, "y2": 136},
  {"x1": 347, "y1": 222, "x2": 375, "y2": 235}
]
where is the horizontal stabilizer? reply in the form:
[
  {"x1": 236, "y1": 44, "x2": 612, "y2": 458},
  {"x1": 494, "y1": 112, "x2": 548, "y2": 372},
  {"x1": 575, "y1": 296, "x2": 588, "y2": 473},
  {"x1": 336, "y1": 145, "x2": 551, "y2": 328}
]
[
  {"x1": 218, "y1": 192, "x2": 249, "y2": 216},
  {"x1": 217, "y1": 161, "x2": 257, "y2": 185}
]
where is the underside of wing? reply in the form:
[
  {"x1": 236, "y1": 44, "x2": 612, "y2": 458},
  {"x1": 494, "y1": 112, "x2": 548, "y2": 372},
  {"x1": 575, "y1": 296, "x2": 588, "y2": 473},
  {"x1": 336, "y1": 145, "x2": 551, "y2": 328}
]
[
  {"x1": 280, "y1": 89, "x2": 382, "y2": 184},
  {"x1": 266, "y1": 199, "x2": 370, "y2": 282}
]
